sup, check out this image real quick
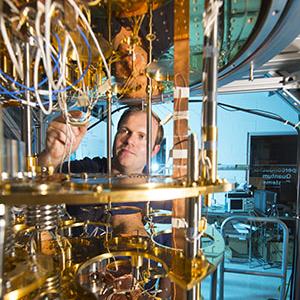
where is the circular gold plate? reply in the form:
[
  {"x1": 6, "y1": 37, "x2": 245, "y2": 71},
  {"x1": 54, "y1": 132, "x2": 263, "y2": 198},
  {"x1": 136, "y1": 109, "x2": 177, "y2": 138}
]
[
  {"x1": 0, "y1": 174, "x2": 232, "y2": 205},
  {"x1": 4, "y1": 253, "x2": 53, "y2": 300}
]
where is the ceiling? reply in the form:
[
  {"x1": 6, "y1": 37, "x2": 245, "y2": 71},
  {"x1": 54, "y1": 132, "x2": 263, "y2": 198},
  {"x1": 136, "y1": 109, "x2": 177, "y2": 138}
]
[{"x1": 213, "y1": 34, "x2": 300, "y2": 114}]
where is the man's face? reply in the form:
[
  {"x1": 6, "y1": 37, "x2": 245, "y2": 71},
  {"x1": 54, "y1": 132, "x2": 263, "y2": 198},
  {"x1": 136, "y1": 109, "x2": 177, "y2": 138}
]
[{"x1": 112, "y1": 111, "x2": 160, "y2": 174}]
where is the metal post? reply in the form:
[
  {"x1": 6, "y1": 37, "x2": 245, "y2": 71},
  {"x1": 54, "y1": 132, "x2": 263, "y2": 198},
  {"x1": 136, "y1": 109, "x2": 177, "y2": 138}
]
[
  {"x1": 186, "y1": 286, "x2": 200, "y2": 300},
  {"x1": 185, "y1": 133, "x2": 201, "y2": 299},
  {"x1": 249, "y1": 221, "x2": 252, "y2": 262},
  {"x1": 187, "y1": 133, "x2": 199, "y2": 185},
  {"x1": 219, "y1": 252, "x2": 225, "y2": 300},
  {"x1": 0, "y1": 205, "x2": 6, "y2": 300},
  {"x1": 186, "y1": 134, "x2": 200, "y2": 255},
  {"x1": 5, "y1": 140, "x2": 18, "y2": 177},
  {"x1": 107, "y1": 2, "x2": 112, "y2": 176},
  {"x1": 23, "y1": 43, "x2": 33, "y2": 171},
  {"x1": 146, "y1": 0, "x2": 154, "y2": 175},
  {"x1": 25, "y1": 43, "x2": 32, "y2": 158},
  {"x1": 210, "y1": 271, "x2": 218, "y2": 300},
  {"x1": 0, "y1": 105, "x2": 3, "y2": 174},
  {"x1": 201, "y1": 0, "x2": 219, "y2": 183},
  {"x1": 291, "y1": 127, "x2": 300, "y2": 300},
  {"x1": 146, "y1": 86, "x2": 152, "y2": 175},
  {"x1": 35, "y1": 110, "x2": 44, "y2": 154},
  {"x1": 185, "y1": 197, "x2": 201, "y2": 256},
  {"x1": 184, "y1": 195, "x2": 202, "y2": 300},
  {"x1": 201, "y1": 2, "x2": 221, "y2": 296},
  {"x1": 106, "y1": 91, "x2": 112, "y2": 175},
  {"x1": 0, "y1": 105, "x2": 4, "y2": 299}
]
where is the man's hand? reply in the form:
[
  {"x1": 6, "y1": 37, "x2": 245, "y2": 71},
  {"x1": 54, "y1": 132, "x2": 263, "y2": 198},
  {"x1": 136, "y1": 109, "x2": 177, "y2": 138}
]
[{"x1": 38, "y1": 111, "x2": 87, "y2": 169}]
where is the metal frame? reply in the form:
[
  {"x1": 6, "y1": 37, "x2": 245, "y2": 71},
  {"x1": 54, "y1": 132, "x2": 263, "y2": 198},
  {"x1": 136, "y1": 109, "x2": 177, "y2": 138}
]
[
  {"x1": 215, "y1": 77, "x2": 299, "y2": 94},
  {"x1": 218, "y1": 216, "x2": 289, "y2": 300},
  {"x1": 291, "y1": 128, "x2": 300, "y2": 300},
  {"x1": 191, "y1": 0, "x2": 300, "y2": 94},
  {"x1": 276, "y1": 89, "x2": 300, "y2": 114}
]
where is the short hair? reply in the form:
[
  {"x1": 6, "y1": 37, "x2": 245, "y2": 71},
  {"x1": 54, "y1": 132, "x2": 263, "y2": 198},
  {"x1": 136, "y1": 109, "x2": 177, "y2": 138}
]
[{"x1": 117, "y1": 106, "x2": 164, "y2": 146}]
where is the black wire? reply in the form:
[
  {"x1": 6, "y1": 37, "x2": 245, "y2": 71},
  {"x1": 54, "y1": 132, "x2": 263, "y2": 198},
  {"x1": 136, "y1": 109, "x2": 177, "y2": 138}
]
[
  {"x1": 221, "y1": 103, "x2": 296, "y2": 127},
  {"x1": 87, "y1": 105, "x2": 129, "y2": 131},
  {"x1": 218, "y1": 103, "x2": 239, "y2": 112},
  {"x1": 188, "y1": 99, "x2": 297, "y2": 128},
  {"x1": 248, "y1": 108, "x2": 284, "y2": 120},
  {"x1": 88, "y1": 99, "x2": 297, "y2": 131},
  {"x1": 173, "y1": 138, "x2": 188, "y2": 148}
]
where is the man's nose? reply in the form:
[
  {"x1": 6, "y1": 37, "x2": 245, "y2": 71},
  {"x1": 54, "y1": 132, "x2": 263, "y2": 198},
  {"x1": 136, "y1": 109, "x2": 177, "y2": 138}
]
[{"x1": 124, "y1": 133, "x2": 137, "y2": 145}]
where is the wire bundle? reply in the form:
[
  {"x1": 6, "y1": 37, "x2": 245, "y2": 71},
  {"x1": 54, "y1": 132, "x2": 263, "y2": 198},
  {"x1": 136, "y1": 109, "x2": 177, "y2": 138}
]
[{"x1": 0, "y1": 0, "x2": 111, "y2": 125}]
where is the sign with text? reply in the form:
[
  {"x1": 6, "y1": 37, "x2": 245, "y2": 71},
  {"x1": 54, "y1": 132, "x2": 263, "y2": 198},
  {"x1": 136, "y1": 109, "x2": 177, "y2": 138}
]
[
  {"x1": 250, "y1": 166, "x2": 297, "y2": 188},
  {"x1": 249, "y1": 134, "x2": 298, "y2": 210}
]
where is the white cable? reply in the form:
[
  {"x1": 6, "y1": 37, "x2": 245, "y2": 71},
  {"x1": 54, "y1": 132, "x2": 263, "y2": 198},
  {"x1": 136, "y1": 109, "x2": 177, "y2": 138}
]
[
  {"x1": 56, "y1": 32, "x2": 70, "y2": 89},
  {"x1": 67, "y1": 0, "x2": 112, "y2": 84},
  {"x1": 0, "y1": 72, "x2": 7, "y2": 83},
  {"x1": 0, "y1": 14, "x2": 24, "y2": 80},
  {"x1": 35, "y1": 0, "x2": 63, "y2": 90},
  {"x1": 203, "y1": 0, "x2": 222, "y2": 37},
  {"x1": 58, "y1": 92, "x2": 68, "y2": 118},
  {"x1": 33, "y1": 1, "x2": 67, "y2": 115},
  {"x1": 31, "y1": 31, "x2": 61, "y2": 114},
  {"x1": 35, "y1": 2, "x2": 52, "y2": 87},
  {"x1": 34, "y1": 48, "x2": 53, "y2": 115},
  {"x1": 46, "y1": 1, "x2": 64, "y2": 89},
  {"x1": 15, "y1": 42, "x2": 24, "y2": 81},
  {"x1": 4, "y1": 0, "x2": 19, "y2": 13},
  {"x1": 45, "y1": 0, "x2": 64, "y2": 90},
  {"x1": 34, "y1": 2, "x2": 89, "y2": 115},
  {"x1": 45, "y1": 0, "x2": 52, "y2": 86},
  {"x1": 64, "y1": 29, "x2": 87, "y2": 94}
]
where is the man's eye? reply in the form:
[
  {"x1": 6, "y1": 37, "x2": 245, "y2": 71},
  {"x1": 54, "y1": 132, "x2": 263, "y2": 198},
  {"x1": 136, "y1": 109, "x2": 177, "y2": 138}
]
[
  {"x1": 119, "y1": 128, "x2": 129, "y2": 134},
  {"x1": 139, "y1": 134, "x2": 145, "y2": 140}
]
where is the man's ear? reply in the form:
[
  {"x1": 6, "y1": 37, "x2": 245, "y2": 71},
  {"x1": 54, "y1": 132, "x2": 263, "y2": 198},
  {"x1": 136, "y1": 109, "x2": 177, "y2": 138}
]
[{"x1": 152, "y1": 144, "x2": 160, "y2": 157}]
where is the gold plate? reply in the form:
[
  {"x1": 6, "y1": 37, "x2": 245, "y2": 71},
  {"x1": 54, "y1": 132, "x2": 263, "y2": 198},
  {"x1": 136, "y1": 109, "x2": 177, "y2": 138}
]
[
  {"x1": 76, "y1": 233, "x2": 223, "y2": 290},
  {"x1": 4, "y1": 253, "x2": 53, "y2": 300},
  {"x1": 0, "y1": 175, "x2": 232, "y2": 205}
]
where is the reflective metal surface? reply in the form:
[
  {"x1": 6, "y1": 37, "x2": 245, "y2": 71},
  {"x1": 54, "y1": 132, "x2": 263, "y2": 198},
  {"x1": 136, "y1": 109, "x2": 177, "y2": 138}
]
[
  {"x1": 3, "y1": 252, "x2": 52, "y2": 300},
  {"x1": 0, "y1": 174, "x2": 232, "y2": 205}
]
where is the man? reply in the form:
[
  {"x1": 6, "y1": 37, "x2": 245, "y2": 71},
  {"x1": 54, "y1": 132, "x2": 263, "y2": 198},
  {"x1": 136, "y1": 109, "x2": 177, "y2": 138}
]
[
  {"x1": 38, "y1": 106, "x2": 164, "y2": 234},
  {"x1": 39, "y1": 106, "x2": 163, "y2": 174}
]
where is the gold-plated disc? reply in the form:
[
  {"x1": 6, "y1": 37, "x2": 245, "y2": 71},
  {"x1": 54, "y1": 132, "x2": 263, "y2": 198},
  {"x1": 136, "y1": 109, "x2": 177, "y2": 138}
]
[
  {"x1": 0, "y1": 174, "x2": 232, "y2": 205},
  {"x1": 4, "y1": 253, "x2": 53, "y2": 300},
  {"x1": 76, "y1": 233, "x2": 222, "y2": 290}
]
